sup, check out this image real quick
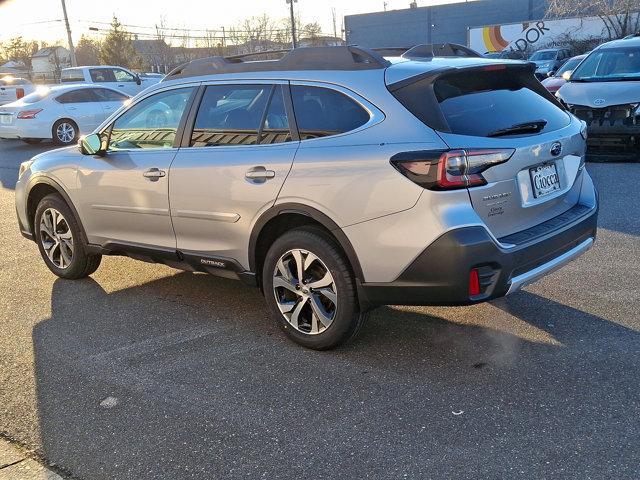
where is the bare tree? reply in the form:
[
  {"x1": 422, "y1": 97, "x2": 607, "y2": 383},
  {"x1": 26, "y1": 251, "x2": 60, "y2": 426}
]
[{"x1": 547, "y1": 0, "x2": 640, "y2": 39}]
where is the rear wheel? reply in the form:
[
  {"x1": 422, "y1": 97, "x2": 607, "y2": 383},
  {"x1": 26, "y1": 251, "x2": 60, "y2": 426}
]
[
  {"x1": 262, "y1": 227, "x2": 367, "y2": 350},
  {"x1": 34, "y1": 193, "x2": 101, "y2": 279},
  {"x1": 52, "y1": 119, "x2": 78, "y2": 145}
]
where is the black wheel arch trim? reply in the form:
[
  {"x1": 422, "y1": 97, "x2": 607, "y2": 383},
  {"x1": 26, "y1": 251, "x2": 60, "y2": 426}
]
[
  {"x1": 248, "y1": 203, "x2": 364, "y2": 281},
  {"x1": 26, "y1": 175, "x2": 89, "y2": 245}
]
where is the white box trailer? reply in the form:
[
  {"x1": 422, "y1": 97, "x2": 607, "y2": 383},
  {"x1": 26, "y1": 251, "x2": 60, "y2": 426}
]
[{"x1": 468, "y1": 14, "x2": 637, "y2": 54}]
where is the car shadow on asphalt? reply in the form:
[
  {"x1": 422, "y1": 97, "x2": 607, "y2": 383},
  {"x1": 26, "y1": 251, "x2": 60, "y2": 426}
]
[{"x1": 27, "y1": 271, "x2": 640, "y2": 478}]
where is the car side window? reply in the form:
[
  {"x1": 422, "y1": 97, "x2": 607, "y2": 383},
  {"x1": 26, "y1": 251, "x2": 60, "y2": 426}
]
[
  {"x1": 94, "y1": 88, "x2": 129, "y2": 102},
  {"x1": 190, "y1": 84, "x2": 270, "y2": 147},
  {"x1": 90, "y1": 68, "x2": 116, "y2": 82},
  {"x1": 56, "y1": 89, "x2": 99, "y2": 103},
  {"x1": 290, "y1": 85, "x2": 370, "y2": 140},
  {"x1": 260, "y1": 85, "x2": 292, "y2": 144},
  {"x1": 113, "y1": 68, "x2": 135, "y2": 82},
  {"x1": 108, "y1": 87, "x2": 194, "y2": 150}
]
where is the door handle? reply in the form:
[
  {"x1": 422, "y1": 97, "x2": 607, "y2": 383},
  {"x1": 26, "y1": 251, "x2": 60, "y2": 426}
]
[
  {"x1": 67, "y1": 106, "x2": 77, "y2": 110},
  {"x1": 245, "y1": 166, "x2": 275, "y2": 181},
  {"x1": 143, "y1": 168, "x2": 166, "y2": 181}
]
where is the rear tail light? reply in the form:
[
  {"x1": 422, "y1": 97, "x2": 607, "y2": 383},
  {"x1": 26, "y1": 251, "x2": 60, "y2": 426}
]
[
  {"x1": 391, "y1": 148, "x2": 515, "y2": 190},
  {"x1": 469, "y1": 268, "x2": 481, "y2": 297},
  {"x1": 17, "y1": 109, "x2": 42, "y2": 119},
  {"x1": 16, "y1": 88, "x2": 25, "y2": 99}
]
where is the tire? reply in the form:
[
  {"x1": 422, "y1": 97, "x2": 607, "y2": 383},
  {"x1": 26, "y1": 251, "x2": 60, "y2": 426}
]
[
  {"x1": 262, "y1": 227, "x2": 367, "y2": 350},
  {"x1": 34, "y1": 193, "x2": 101, "y2": 279},
  {"x1": 52, "y1": 119, "x2": 78, "y2": 145},
  {"x1": 22, "y1": 138, "x2": 42, "y2": 145}
]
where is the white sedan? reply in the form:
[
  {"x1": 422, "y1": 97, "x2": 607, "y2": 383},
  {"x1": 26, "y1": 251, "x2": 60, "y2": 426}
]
[{"x1": 0, "y1": 84, "x2": 130, "y2": 145}]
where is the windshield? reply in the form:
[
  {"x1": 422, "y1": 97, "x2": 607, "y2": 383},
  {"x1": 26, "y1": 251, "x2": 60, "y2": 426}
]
[
  {"x1": 530, "y1": 51, "x2": 557, "y2": 61},
  {"x1": 555, "y1": 57, "x2": 582, "y2": 77},
  {"x1": 571, "y1": 47, "x2": 640, "y2": 81}
]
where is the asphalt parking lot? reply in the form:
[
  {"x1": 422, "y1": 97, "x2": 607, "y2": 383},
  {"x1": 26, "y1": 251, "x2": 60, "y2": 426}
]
[{"x1": 0, "y1": 138, "x2": 639, "y2": 479}]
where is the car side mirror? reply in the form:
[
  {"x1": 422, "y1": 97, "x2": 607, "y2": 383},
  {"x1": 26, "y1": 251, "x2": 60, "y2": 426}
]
[
  {"x1": 135, "y1": 75, "x2": 141, "y2": 85},
  {"x1": 562, "y1": 70, "x2": 573, "y2": 81},
  {"x1": 79, "y1": 133, "x2": 105, "y2": 156}
]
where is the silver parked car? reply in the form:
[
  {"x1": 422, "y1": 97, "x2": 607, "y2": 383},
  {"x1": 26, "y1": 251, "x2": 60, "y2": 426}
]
[
  {"x1": 15, "y1": 46, "x2": 598, "y2": 349},
  {"x1": 556, "y1": 35, "x2": 640, "y2": 159}
]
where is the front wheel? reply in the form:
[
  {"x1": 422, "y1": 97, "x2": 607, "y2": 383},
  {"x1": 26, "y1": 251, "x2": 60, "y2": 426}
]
[
  {"x1": 262, "y1": 227, "x2": 367, "y2": 350},
  {"x1": 34, "y1": 193, "x2": 101, "y2": 279}
]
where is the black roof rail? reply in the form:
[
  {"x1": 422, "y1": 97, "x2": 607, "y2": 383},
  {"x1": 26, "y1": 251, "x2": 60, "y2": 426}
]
[
  {"x1": 162, "y1": 46, "x2": 390, "y2": 81},
  {"x1": 402, "y1": 43, "x2": 482, "y2": 59}
]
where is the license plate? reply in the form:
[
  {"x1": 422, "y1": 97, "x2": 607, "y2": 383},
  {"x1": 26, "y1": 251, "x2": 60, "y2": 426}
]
[
  {"x1": 530, "y1": 162, "x2": 561, "y2": 198},
  {"x1": 0, "y1": 115, "x2": 11, "y2": 125}
]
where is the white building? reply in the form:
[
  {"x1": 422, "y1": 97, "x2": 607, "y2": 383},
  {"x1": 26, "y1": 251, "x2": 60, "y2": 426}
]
[{"x1": 31, "y1": 46, "x2": 71, "y2": 82}]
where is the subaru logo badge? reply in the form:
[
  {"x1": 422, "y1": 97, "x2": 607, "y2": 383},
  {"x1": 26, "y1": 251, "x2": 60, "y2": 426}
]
[
  {"x1": 550, "y1": 142, "x2": 562, "y2": 157},
  {"x1": 594, "y1": 98, "x2": 606, "y2": 106}
]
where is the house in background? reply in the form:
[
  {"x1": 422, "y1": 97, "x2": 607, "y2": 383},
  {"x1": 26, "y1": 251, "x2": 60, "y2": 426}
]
[
  {"x1": 31, "y1": 46, "x2": 71, "y2": 82},
  {"x1": 0, "y1": 60, "x2": 29, "y2": 78}
]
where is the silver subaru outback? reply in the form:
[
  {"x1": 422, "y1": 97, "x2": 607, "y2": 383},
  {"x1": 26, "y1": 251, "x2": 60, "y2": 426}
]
[{"x1": 15, "y1": 46, "x2": 598, "y2": 349}]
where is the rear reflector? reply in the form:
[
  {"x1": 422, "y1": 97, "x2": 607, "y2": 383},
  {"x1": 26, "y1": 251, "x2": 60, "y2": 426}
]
[
  {"x1": 16, "y1": 88, "x2": 24, "y2": 99},
  {"x1": 469, "y1": 268, "x2": 481, "y2": 296},
  {"x1": 17, "y1": 109, "x2": 42, "y2": 119}
]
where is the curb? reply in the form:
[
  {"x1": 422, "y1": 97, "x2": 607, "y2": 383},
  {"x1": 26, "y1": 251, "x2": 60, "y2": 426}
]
[{"x1": 0, "y1": 438, "x2": 65, "y2": 480}]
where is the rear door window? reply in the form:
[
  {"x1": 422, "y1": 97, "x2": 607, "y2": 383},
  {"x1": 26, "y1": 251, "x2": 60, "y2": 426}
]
[
  {"x1": 290, "y1": 85, "x2": 370, "y2": 140},
  {"x1": 56, "y1": 89, "x2": 99, "y2": 103},
  {"x1": 190, "y1": 84, "x2": 271, "y2": 147}
]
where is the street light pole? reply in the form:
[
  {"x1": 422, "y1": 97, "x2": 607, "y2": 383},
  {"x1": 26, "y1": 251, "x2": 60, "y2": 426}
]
[
  {"x1": 60, "y1": 0, "x2": 77, "y2": 67},
  {"x1": 286, "y1": 0, "x2": 298, "y2": 49}
]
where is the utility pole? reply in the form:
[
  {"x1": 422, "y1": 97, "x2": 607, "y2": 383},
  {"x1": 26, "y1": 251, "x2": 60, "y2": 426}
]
[
  {"x1": 221, "y1": 26, "x2": 226, "y2": 48},
  {"x1": 286, "y1": 0, "x2": 298, "y2": 49},
  {"x1": 60, "y1": 0, "x2": 77, "y2": 67},
  {"x1": 332, "y1": 8, "x2": 337, "y2": 39}
]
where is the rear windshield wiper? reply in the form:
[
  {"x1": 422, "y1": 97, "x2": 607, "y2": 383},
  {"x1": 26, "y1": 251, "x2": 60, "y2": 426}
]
[{"x1": 487, "y1": 120, "x2": 548, "y2": 138}]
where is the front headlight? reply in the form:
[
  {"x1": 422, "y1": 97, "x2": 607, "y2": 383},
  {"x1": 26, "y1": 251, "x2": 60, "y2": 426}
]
[{"x1": 18, "y1": 160, "x2": 34, "y2": 178}]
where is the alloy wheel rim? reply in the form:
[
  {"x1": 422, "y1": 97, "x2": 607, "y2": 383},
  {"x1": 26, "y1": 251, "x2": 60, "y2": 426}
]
[
  {"x1": 39, "y1": 208, "x2": 74, "y2": 269},
  {"x1": 272, "y1": 249, "x2": 337, "y2": 335},
  {"x1": 56, "y1": 123, "x2": 75, "y2": 143}
]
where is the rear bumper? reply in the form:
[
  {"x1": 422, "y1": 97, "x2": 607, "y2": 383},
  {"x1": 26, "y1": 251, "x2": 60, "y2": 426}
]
[
  {"x1": 357, "y1": 201, "x2": 597, "y2": 309},
  {"x1": 0, "y1": 122, "x2": 50, "y2": 139}
]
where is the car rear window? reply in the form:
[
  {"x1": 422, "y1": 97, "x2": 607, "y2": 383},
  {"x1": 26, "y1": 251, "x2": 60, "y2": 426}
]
[
  {"x1": 391, "y1": 67, "x2": 570, "y2": 138},
  {"x1": 20, "y1": 90, "x2": 50, "y2": 104},
  {"x1": 61, "y1": 69, "x2": 85, "y2": 83}
]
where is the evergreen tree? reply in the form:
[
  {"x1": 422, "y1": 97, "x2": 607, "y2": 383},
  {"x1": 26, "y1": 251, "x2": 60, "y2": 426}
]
[{"x1": 99, "y1": 16, "x2": 138, "y2": 67}]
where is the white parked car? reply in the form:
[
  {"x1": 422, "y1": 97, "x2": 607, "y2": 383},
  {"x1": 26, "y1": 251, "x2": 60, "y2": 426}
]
[
  {"x1": 61, "y1": 66, "x2": 161, "y2": 96},
  {"x1": 0, "y1": 84, "x2": 130, "y2": 145},
  {"x1": 0, "y1": 77, "x2": 36, "y2": 106}
]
